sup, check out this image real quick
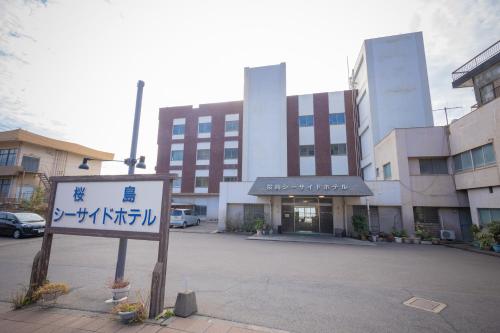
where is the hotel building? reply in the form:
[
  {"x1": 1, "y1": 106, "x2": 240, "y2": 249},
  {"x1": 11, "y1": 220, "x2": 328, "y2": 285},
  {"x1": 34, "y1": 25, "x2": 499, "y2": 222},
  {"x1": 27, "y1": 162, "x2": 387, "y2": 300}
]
[{"x1": 156, "y1": 33, "x2": 499, "y2": 240}]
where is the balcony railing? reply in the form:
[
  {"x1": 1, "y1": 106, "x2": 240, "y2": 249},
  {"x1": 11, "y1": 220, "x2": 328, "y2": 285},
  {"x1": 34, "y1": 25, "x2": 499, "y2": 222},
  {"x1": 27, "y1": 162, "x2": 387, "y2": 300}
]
[{"x1": 452, "y1": 40, "x2": 500, "y2": 87}]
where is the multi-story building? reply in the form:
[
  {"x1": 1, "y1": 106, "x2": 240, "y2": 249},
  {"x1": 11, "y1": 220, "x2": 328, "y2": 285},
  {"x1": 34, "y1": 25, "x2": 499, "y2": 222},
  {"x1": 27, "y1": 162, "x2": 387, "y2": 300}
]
[
  {"x1": 0, "y1": 129, "x2": 113, "y2": 202},
  {"x1": 157, "y1": 31, "x2": 451, "y2": 237},
  {"x1": 448, "y1": 39, "x2": 500, "y2": 227}
]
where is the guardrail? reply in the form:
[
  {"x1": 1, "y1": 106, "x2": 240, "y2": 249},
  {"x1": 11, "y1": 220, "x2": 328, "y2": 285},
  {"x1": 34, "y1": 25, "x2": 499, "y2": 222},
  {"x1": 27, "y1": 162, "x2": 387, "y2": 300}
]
[{"x1": 452, "y1": 40, "x2": 500, "y2": 84}]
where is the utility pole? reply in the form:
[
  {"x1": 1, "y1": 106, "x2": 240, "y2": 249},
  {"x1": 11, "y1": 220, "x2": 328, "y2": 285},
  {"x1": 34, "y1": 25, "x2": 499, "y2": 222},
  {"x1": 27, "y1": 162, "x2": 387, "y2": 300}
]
[
  {"x1": 115, "y1": 80, "x2": 145, "y2": 282},
  {"x1": 432, "y1": 106, "x2": 463, "y2": 126}
]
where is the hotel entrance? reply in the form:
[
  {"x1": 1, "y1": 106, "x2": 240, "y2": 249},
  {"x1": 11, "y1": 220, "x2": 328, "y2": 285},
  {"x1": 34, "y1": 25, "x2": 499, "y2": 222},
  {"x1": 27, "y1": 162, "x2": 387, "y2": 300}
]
[{"x1": 281, "y1": 197, "x2": 334, "y2": 234}]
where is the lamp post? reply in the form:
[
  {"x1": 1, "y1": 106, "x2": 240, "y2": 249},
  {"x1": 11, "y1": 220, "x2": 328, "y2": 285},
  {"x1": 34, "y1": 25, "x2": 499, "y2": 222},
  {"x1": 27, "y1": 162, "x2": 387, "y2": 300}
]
[
  {"x1": 78, "y1": 80, "x2": 145, "y2": 283},
  {"x1": 115, "y1": 80, "x2": 145, "y2": 282}
]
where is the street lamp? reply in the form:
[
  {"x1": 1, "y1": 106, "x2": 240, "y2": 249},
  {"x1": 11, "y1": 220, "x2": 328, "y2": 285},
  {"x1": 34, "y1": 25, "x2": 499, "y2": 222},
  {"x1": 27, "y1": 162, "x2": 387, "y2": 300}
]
[{"x1": 78, "y1": 156, "x2": 147, "y2": 170}]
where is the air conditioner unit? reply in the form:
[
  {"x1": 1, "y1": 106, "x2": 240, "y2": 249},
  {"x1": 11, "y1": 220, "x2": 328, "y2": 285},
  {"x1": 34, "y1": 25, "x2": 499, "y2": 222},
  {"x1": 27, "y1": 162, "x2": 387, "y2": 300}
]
[{"x1": 440, "y1": 230, "x2": 456, "y2": 240}]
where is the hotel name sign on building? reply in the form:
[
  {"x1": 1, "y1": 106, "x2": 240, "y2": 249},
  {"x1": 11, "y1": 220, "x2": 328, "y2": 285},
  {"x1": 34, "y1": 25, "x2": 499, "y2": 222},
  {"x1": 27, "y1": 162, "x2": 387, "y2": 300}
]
[{"x1": 248, "y1": 176, "x2": 373, "y2": 197}]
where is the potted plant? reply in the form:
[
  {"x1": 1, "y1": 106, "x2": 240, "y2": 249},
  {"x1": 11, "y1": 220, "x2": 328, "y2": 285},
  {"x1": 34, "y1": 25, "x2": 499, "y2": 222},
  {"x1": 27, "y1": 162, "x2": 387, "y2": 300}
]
[
  {"x1": 471, "y1": 224, "x2": 481, "y2": 248},
  {"x1": 476, "y1": 230, "x2": 495, "y2": 251},
  {"x1": 254, "y1": 218, "x2": 265, "y2": 236},
  {"x1": 431, "y1": 237, "x2": 440, "y2": 245},
  {"x1": 401, "y1": 229, "x2": 408, "y2": 243},
  {"x1": 112, "y1": 300, "x2": 146, "y2": 324},
  {"x1": 352, "y1": 215, "x2": 368, "y2": 240},
  {"x1": 486, "y1": 221, "x2": 500, "y2": 253},
  {"x1": 392, "y1": 228, "x2": 403, "y2": 243},
  {"x1": 369, "y1": 233, "x2": 378, "y2": 242},
  {"x1": 33, "y1": 282, "x2": 69, "y2": 305},
  {"x1": 386, "y1": 231, "x2": 395, "y2": 242},
  {"x1": 108, "y1": 279, "x2": 130, "y2": 301},
  {"x1": 421, "y1": 230, "x2": 432, "y2": 245}
]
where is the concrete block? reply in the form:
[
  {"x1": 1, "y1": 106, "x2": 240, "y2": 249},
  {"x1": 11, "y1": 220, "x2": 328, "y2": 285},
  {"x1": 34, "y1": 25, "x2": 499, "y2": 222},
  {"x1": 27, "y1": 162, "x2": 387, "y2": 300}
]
[{"x1": 174, "y1": 290, "x2": 197, "y2": 318}]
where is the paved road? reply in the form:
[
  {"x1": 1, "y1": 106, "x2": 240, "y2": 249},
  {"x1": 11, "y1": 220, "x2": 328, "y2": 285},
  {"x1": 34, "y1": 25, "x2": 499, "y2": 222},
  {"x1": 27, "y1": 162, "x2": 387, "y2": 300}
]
[{"x1": 0, "y1": 232, "x2": 499, "y2": 333}]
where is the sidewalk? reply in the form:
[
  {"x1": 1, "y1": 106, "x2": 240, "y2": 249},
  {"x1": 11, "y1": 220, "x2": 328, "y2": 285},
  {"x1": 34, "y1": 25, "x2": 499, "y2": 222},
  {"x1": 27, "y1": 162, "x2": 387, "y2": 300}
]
[
  {"x1": 247, "y1": 234, "x2": 375, "y2": 246},
  {"x1": 0, "y1": 301, "x2": 289, "y2": 333}
]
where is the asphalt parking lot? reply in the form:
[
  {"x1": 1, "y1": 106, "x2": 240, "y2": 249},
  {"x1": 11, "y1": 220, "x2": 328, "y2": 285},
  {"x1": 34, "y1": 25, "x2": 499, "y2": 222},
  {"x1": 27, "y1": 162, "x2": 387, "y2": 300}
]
[{"x1": 0, "y1": 229, "x2": 499, "y2": 333}]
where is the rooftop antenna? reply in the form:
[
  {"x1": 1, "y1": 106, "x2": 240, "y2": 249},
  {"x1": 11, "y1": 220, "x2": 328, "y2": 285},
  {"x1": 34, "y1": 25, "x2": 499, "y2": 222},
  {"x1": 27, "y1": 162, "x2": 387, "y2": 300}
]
[{"x1": 432, "y1": 106, "x2": 463, "y2": 126}]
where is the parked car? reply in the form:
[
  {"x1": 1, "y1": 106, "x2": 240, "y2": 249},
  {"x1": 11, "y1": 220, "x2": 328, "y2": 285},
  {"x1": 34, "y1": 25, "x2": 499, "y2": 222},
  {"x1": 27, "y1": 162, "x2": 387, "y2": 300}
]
[
  {"x1": 0, "y1": 211, "x2": 46, "y2": 239},
  {"x1": 170, "y1": 209, "x2": 200, "y2": 228}
]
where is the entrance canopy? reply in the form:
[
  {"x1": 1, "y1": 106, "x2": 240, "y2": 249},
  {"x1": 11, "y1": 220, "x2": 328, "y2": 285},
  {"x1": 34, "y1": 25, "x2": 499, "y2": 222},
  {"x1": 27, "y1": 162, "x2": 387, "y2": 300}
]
[{"x1": 248, "y1": 176, "x2": 373, "y2": 197}]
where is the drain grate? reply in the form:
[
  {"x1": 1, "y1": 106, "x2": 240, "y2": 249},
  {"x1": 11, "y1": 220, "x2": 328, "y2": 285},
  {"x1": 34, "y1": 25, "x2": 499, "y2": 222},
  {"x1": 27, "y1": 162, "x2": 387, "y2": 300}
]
[{"x1": 403, "y1": 297, "x2": 447, "y2": 313}]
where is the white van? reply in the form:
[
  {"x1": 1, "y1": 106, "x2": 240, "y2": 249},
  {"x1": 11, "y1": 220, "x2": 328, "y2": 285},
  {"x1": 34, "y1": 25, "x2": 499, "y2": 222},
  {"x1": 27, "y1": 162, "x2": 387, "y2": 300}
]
[{"x1": 170, "y1": 209, "x2": 200, "y2": 228}]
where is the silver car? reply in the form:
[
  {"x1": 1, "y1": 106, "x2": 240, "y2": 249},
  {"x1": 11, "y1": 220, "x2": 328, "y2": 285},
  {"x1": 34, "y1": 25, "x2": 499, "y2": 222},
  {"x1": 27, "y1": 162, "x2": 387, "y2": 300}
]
[{"x1": 169, "y1": 209, "x2": 200, "y2": 228}]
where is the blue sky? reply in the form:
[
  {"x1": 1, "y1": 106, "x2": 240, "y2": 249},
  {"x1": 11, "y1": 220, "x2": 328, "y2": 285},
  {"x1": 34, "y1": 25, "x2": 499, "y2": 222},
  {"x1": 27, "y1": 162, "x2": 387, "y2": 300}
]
[{"x1": 1, "y1": 0, "x2": 499, "y2": 174}]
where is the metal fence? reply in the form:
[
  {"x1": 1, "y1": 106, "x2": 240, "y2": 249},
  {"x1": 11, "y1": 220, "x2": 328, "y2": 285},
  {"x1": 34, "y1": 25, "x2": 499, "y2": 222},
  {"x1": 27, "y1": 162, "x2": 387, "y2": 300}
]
[{"x1": 452, "y1": 40, "x2": 500, "y2": 83}]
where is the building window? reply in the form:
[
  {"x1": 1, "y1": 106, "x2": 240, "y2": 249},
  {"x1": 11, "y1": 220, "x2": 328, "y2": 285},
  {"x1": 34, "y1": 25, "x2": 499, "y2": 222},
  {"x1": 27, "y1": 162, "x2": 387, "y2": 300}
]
[
  {"x1": 196, "y1": 149, "x2": 210, "y2": 160},
  {"x1": 223, "y1": 176, "x2": 238, "y2": 182},
  {"x1": 0, "y1": 149, "x2": 17, "y2": 166},
  {"x1": 195, "y1": 177, "x2": 209, "y2": 188},
  {"x1": 198, "y1": 122, "x2": 212, "y2": 134},
  {"x1": 170, "y1": 150, "x2": 183, "y2": 161},
  {"x1": 299, "y1": 145, "x2": 315, "y2": 157},
  {"x1": 419, "y1": 158, "x2": 448, "y2": 175},
  {"x1": 383, "y1": 163, "x2": 392, "y2": 180},
  {"x1": 298, "y1": 115, "x2": 314, "y2": 127},
  {"x1": 172, "y1": 177, "x2": 182, "y2": 188},
  {"x1": 225, "y1": 120, "x2": 239, "y2": 132},
  {"x1": 478, "y1": 208, "x2": 500, "y2": 226},
  {"x1": 172, "y1": 124, "x2": 185, "y2": 136},
  {"x1": 0, "y1": 178, "x2": 10, "y2": 198},
  {"x1": 224, "y1": 148, "x2": 238, "y2": 160},
  {"x1": 21, "y1": 156, "x2": 40, "y2": 173},
  {"x1": 330, "y1": 143, "x2": 347, "y2": 156},
  {"x1": 194, "y1": 205, "x2": 207, "y2": 216},
  {"x1": 480, "y1": 79, "x2": 499, "y2": 105},
  {"x1": 328, "y1": 113, "x2": 345, "y2": 125},
  {"x1": 454, "y1": 143, "x2": 496, "y2": 172}
]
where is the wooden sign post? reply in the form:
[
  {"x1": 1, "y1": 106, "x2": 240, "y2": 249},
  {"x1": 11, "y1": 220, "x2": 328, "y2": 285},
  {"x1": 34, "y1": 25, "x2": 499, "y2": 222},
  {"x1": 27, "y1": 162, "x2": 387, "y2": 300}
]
[{"x1": 28, "y1": 174, "x2": 175, "y2": 319}]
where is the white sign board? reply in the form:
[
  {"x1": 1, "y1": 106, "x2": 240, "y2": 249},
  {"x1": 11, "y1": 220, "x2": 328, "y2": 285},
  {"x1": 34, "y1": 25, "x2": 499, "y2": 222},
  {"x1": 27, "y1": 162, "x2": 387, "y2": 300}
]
[{"x1": 51, "y1": 181, "x2": 163, "y2": 234}]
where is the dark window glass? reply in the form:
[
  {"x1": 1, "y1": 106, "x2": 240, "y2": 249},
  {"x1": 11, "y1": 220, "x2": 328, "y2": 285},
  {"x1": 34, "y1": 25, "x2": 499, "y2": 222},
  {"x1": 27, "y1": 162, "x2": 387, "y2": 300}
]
[
  {"x1": 184, "y1": 210, "x2": 191, "y2": 216},
  {"x1": 328, "y1": 113, "x2": 345, "y2": 125},
  {"x1": 198, "y1": 122, "x2": 212, "y2": 134},
  {"x1": 483, "y1": 143, "x2": 496, "y2": 165},
  {"x1": 224, "y1": 148, "x2": 238, "y2": 160},
  {"x1": 453, "y1": 155, "x2": 462, "y2": 172},
  {"x1": 419, "y1": 158, "x2": 448, "y2": 174},
  {"x1": 21, "y1": 156, "x2": 40, "y2": 173},
  {"x1": 194, "y1": 205, "x2": 207, "y2": 216},
  {"x1": 0, "y1": 149, "x2": 17, "y2": 166},
  {"x1": 383, "y1": 163, "x2": 391, "y2": 180},
  {"x1": 299, "y1": 145, "x2": 315, "y2": 157},
  {"x1": 171, "y1": 150, "x2": 183, "y2": 161},
  {"x1": 480, "y1": 83, "x2": 495, "y2": 104},
  {"x1": 0, "y1": 178, "x2": 11, "y2": 198},
  {"x1": 461, "y1": 151, "x2": 473, "y2": 170},
  {"x1": 225, "y1": 120, "x2": 239, "y2": 132},
  {"x1": 330, "y1": 143, "x2": 347, "y2": 156},
  {"x1": 195, "y1": 177, "x2": 209, "y2": 188},
  {"x1": 196, "y1": 149, "x2": 210, "y2": 160},
  {"x1": 223, "y1": 176, "x2": 237, "y2": 182},
  {"x1": 298, "y1": 115, "x2": 314, "y2": 127},
  {"x1": 472, "y1": 147, "x2": 485, "y2": 168},
  {"x1": 172, "y1": 124, "x2": 185, "y2": 135}
]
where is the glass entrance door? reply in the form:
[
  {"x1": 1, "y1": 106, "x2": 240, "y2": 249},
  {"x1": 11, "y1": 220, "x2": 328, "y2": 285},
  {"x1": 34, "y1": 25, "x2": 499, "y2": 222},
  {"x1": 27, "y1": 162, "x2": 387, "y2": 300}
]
[{"x1": 294, "y1": 205, "x2": 319, "y2": 233}]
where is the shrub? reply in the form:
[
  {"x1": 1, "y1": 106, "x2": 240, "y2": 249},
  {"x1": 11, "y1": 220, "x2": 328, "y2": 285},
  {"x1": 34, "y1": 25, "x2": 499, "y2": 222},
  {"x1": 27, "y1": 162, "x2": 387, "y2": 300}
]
[
  {"x1": 112, "y1": 301, "x2": 147, "y2": 323},
  {"x1": 471, "y1": 224, "x2": 481, "y2": 239},
  {"x1": 10, "y1": 286, "x2": 32, "y2": 310},
  {"x1": 476, "y1": 230, "x2": 495, "y2": 250},
  {"x1": 352, "y1": 215, "x2": 368, "y2": 237},
  {"x1": 254, "y1": 218, "x2": 265, "y2": 231},
  {"x1": 156, "y1": 308, "x2": 174, "y2": 320},
  {"x1": 487, "y1": 221, "x2": 500, "y2": 243},
  {"x1": 33, "y1": 282, "x2": 69, "y2": 300}
]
